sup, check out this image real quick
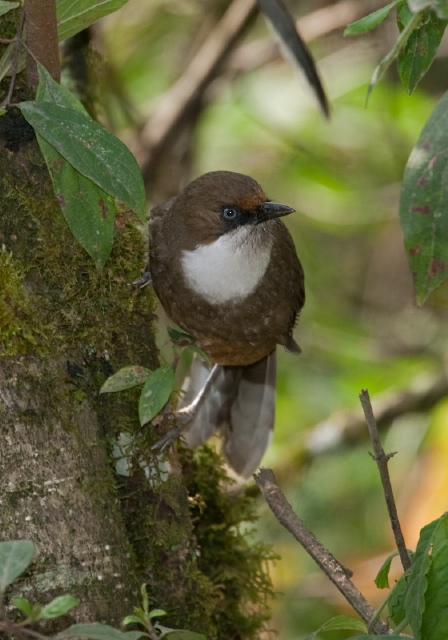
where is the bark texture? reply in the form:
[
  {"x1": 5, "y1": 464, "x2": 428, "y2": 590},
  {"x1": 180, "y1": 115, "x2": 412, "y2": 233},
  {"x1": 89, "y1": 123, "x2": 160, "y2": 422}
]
[{"x1": 0, "y1": 113, "x2": 203, "y2": 628}]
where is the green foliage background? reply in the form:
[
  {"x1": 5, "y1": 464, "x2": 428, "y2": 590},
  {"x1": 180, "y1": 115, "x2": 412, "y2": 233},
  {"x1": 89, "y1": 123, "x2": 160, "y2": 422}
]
[{"x1": 53, "y1": 0, "x2": 448, "y2": 637}]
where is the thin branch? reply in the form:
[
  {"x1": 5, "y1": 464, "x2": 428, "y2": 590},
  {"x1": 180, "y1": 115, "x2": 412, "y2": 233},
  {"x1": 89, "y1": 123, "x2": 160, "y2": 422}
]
[
  {"x1": 24, "y1": 0, "x2": 60, "y2": 90},
  {"x1": 306, "y1": 371, "x2": 448, "y2": 458},
  {"x1": 359, "y1": 389, "x2": 411, "y2": 572},
  {"x1": 137, "y1": 0, "x2": 257, "y2": 187},
  {"x1": 151, "y1": 364, "x2": 221, "y2": 450},
  {"x1": 254, "y1": 468, "x2": 392, "y2": 635}
]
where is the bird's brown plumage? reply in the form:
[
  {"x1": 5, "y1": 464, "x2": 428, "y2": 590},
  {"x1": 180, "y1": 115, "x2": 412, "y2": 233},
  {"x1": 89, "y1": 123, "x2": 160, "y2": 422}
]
[
  {"x1": 149, "y1": 171, "x2": 305, "y2": 366},
  {"x1": 149, "y1": 171, "x2": 305, "y2": 476}
]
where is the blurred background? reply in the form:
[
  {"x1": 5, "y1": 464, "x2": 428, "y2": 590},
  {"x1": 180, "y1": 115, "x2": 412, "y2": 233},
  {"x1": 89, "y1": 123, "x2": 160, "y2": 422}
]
[{"x1": 74, "y1": 1, "x2": 448, "y2": 636}]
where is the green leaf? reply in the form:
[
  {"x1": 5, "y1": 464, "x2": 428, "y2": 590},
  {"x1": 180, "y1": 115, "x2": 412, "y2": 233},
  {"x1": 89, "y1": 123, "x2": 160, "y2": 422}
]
[
  {"x1": 34, "y1": 67, "x2": 115, "y2": 267},
  {"x1": 37, "y1": 134, "x2": 115, "y2": 268},
  {"x1": 167, "y1": 326, "x2": 195, "y2": 346},
  {"x1": 36, "y1": 64, "x2": 87, "y2": 113},
  {"x1": 19, "y1": 101, "x2": 146, "y2": 221},
  {"x1": 39, "y1": 594, "x2": 79, "y2": 619},
  {"x1": 0, "y1": 540, "x2": 34, "y2": 592},
  {"x1": 100, "y1": 366, "x2": 151, "y2": 394},
  {"x1": 375, "y1": 551, "x2": 400, "y2": 588},
  {"x1": 303, "y1": 616, "x2": 367, "y2": 640},
  {"x1": 57, "y1": 0, "x2": 131, "y2": 42},
  {"x1": 421, "y1": 514, "x2": 448, "y2": 638},
  {"x1": 0, "y1": 43, "x2": 18, "y2": 84},
  {"x1": 397, "y1": 6, "x2": 448, "y2": 93},
  {"x1": 148, "y1": 608, "x2": 166, "y2": 620},
  {"x1": 344, "y1": 636, "x2": 408, "y2": 639},
  {"x1": 404, "y1": 517, "x2": 441, "y2": 635},
  {"x1": 11, "y1": 596, "x2": 33, "y2": 616},
  {"x1": 400, "y1": 91, "x2": 448, "y2": 304},
  {"x1": 164, "y1": 632, "x2": 206, "y2": 640},
  {"x1": 122, "y1": 616, "x2": 144, "y2": 626},
  {"x1": 0, "y1": 1, "x2": 19, "y2": 17},
  {"x1": 140, "y1": 583, "x2": 149, "y2": 614},
  {"x1": 367, "y1": 10, "x2": 421, "y2": 97},
  {"x1": 138, "y1": 365, "x2": 174, "y2": 426},
  {"x1": 59, "y1": 623, "x2": 146, "y2": 640},
  {"x1": 344, "y1": 0, "x2": 403, "y2": 35},
  {"x1": 388, "y1": 570, "x2": 410, "y2": 626}
]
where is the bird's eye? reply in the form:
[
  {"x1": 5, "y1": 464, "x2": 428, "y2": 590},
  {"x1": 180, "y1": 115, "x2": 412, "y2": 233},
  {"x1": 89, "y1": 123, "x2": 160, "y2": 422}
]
[{"x1": 221, "y1": 207, "x2": 239, "y2": 221}]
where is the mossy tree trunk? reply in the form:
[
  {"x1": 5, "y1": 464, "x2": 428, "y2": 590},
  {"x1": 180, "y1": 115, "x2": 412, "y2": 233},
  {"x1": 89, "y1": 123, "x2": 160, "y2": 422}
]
[{"x1": 0, "y1": 115, "x2": 216, "y2": 631}]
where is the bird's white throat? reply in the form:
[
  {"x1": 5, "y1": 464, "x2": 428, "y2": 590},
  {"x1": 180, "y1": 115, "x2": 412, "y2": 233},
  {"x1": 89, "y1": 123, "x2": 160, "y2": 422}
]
[{"x1": 181, "y1": 225, "x2": 273, "y2": 304}]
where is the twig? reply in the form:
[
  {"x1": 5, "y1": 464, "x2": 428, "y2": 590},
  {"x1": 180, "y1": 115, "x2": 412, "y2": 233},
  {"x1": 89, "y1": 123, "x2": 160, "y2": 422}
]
[
  {"x1": 306, "y1": 371, "x2": 448, "y2": 458},
  {"x1": 151, "y1": 364, "x2": 221, "y2": 450},
  {"x1": 359, "y1": 389, "x2": 411, "y2": 572},
  {"x1": 254, "y1": 468, "x2": 392, "y2": 635}
]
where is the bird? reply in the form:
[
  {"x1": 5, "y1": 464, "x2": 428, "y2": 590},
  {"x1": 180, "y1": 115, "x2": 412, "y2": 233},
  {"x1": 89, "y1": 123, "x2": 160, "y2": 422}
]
[{"x1": 149, "y1": 171, "x2": 305, "y2": 477}]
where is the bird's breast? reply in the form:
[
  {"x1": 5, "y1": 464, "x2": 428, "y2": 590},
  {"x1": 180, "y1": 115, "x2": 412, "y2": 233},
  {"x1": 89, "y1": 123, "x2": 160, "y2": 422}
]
[{"x1": 180, "y1": 226, "x2": 273, "y2": 305}]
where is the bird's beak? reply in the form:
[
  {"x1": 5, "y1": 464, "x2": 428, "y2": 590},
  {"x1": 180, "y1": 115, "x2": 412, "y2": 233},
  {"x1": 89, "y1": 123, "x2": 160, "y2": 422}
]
[{"x1": 256, "y1": 201, "x2": 295, "y2": 224}]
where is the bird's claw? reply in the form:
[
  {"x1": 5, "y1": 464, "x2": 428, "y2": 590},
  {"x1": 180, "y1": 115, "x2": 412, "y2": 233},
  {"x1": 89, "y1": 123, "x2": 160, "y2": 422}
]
[
  {"x1": 132, "y1": 271, "x2": 152, "y2": 288},
  {"x1": 151, "y1": 412, "x2": 192, "y2": 451}
]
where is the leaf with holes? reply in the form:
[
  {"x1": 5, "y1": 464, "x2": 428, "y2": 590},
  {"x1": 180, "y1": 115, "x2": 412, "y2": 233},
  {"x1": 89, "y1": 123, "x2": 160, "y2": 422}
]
[
  {"x1": 400, "y1": 91, "x2": 448, "y2": 304},
  {"x1": 139, "y1": 365, "x2": 174, "y2": 426}
]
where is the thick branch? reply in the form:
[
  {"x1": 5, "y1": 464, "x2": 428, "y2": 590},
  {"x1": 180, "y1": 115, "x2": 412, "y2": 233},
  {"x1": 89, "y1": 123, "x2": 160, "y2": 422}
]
[
  {"x1": 359, "y1": 389, "x2": 411, "y2": 572},
  {"x1": 24, "y1": 0, "x2": 60, "y2": 90},
  {"x1": 254, "y1": 468, "x2": 392, "y2": 635}
]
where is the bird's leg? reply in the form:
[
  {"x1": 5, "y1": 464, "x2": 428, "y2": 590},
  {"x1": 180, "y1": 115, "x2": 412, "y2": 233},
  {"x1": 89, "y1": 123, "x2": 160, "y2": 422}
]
[{"x1": 151, "y1": 363, "x2": 221, "y2": 450}]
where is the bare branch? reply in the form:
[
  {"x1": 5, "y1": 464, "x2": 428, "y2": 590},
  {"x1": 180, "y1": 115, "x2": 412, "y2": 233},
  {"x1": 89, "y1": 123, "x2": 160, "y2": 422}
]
[
  {"x1": 306, "y1": 371, "x2": 448, "y2": 458},
  {"x1": 254, "y1": 468, "x2": 392, "y2": 635},
  {"x1": 359, "y1": 389, "x2": 411, "y2": 572}
]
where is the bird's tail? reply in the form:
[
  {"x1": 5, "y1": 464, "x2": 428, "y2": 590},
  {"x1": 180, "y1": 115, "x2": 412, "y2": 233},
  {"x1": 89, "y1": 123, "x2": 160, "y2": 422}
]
[{"x1": 179, "y1": 353, "x2": 276, "y2": 478}]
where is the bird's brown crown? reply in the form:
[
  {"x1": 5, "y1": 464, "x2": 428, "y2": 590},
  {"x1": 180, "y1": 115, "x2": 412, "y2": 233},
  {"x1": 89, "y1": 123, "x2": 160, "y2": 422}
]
[{"x1": 173, "y1": 171, "x2": 268, "y2": 244}]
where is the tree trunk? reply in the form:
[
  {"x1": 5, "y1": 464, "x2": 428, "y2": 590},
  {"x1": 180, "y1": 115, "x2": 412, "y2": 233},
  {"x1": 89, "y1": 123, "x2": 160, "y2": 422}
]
[{"x1": 0, "y1": 113, "x2": 198, "y2": 626}]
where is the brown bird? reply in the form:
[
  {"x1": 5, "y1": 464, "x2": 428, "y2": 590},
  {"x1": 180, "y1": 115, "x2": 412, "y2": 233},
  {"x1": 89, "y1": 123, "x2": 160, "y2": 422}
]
[{"x1": 149, "y1": 171, "x2": 305, "y2": 477}]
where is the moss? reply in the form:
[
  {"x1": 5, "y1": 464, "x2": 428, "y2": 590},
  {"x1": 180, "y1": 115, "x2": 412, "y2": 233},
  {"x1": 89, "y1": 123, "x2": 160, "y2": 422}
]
[
  {"x1": 0, "y1": 246, "x2": 51, "y2": 355},
  {"x1": 182, "y1": 446, "x2": 276, "y2": 640}
]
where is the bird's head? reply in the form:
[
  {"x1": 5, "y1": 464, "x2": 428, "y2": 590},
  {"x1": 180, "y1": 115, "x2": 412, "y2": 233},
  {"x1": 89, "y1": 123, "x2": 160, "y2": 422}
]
[{"x1": 174, "y1": 171, "x2": 295, "y2": 245}]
